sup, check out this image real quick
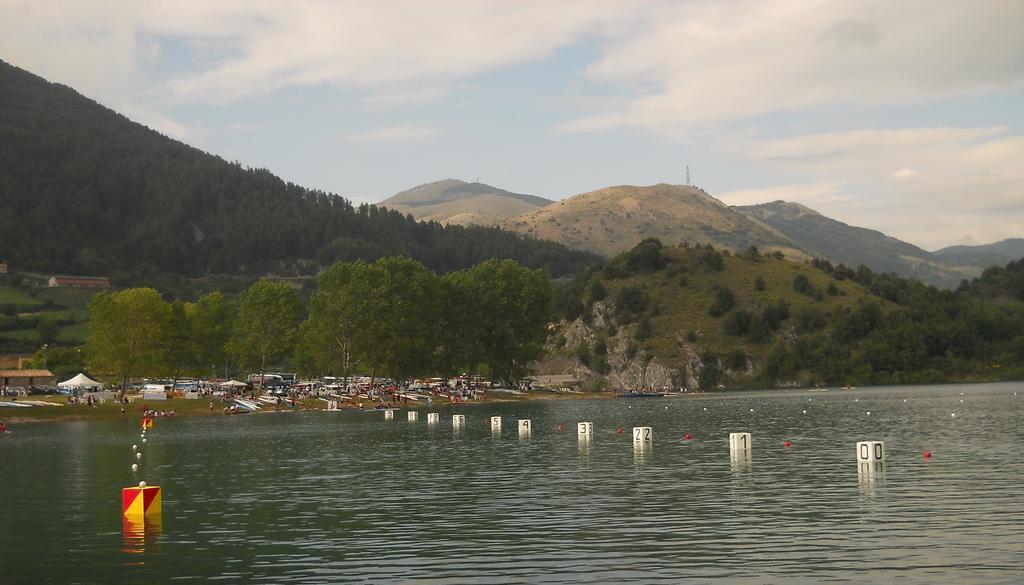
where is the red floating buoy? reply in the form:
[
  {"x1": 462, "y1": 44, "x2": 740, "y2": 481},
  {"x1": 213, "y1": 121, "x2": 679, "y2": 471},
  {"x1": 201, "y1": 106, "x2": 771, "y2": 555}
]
[
  {"x1": 683, "y1": 432, "x2": 693, "y2": 441},
  {"x1": 923, "y1": 450, "x2": 932, "y2": 459},
  {"x1": 783, "y1": 441, "x2": 792, "y2": 448},
  {"x1": 558, "y1": 424, "x2": 565, "y2": 430},
  {"x1": 616, "y1": 427, "x2": 623, "y2": 435}
]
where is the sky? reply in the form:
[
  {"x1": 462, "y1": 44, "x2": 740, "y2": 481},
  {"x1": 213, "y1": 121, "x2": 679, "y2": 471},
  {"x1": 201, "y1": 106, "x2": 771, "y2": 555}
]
[{"x1": 2, "y1": 0, "x2": 1022, "y2": 250}]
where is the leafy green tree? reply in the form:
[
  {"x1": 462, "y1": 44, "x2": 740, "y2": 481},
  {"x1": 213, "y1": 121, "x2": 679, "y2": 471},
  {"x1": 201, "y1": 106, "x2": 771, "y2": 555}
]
[
  {"x1": 465, "y1": 259, "x2": 553, "y2": 383},
  {"x1": 575, "y1": 341, "x2": 592, "y2": 367},
  {"x1": 699, "y1": 247, "x2": 725, "y2": 271},
  {"x1": 300, "y1": 261, "x2": 376, "y2": 378},
  {"x1": 634, "y1": 316, "x2": 653, "y2": 340},
  {"x1": 723, "y1": 309, "x2": 752, "y2": 336},
  {"x1": 230, "y1": 280, "x2": 303, "y2": 380},
  {"x1": 626, "y1": 238, "x2": 665, "y2": 273},
  {"x1": 725, "y1": 348, "x2": 747, "y2": 370},
  {"x1": 553, "y1": 283, "x2": 585, "y2": 321},
  {"x1": 793, "y1": 274, "x2": 812, "y2": 294},
  {"x1": 435, "y1": 269, "x2": 485, "y2": 379},
  {"x1": 25, "y1": 345, "x2": 85, "y2": 379},
  {"x1": 163, "y1": 300, "x2": 193, "y2": 387},
  {"x1": 36, "y1": 318, "x2": 59, "y2": 345},
  {"x1": 188, "y1": 291, "x2": 233, "y2": 377},
  {"x1": 358, "y1": 257, "x2": 440, "y2": 382},
  {"x1": 590, "y1": 280, "x2": 608, "y2": 302},
  {"x1": 86, "y1": 288, "x2": 171, "y2": 390},
  {"x1": 708, "y1": 286, "x2": 735, "y2": 317},
  {"x1": 615, "y1": 286, "x2": 648, "y2": 316},
  {"x1": 746, "y1": 314, "x2": 770, "y2": 343}
]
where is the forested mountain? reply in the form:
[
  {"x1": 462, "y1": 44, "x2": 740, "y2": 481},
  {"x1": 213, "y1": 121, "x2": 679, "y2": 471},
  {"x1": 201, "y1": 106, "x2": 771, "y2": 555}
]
[
  {"x1": 545, "y1": 240, "x2": 1024, "y2": 390},
  {"x1": 734, "y1": 200, "x2": 978, "y2": 288},
  {"x1": 0, "y1": 61, "x2": 596, "y2": 282},
  {"x1": 379, "y1": 179, "x2": 553, "y2": 226},
  {"x1": 934, "y1": 238, "x2": 1024, "y2": 270},
  {"x1": 502, "y1": 184, "x2": 805, "y2": 258}
]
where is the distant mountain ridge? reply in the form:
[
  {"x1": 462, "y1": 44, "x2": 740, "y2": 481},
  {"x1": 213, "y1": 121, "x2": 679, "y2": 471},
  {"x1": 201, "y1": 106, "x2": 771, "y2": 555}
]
[
  {"x1": 380, "y1": 179, "x2": 553, "y2": 226},
  {"x1": 734, "y1": 200, "x2": 979, "y2": 288},
  {"x1": 933, "y1": 238, "x2": 1024, "y2": 269}
]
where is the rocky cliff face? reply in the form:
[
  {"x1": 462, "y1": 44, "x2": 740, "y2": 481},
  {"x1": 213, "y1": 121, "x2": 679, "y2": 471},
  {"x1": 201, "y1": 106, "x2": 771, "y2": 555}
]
[{"x1": 539, "y1": 299, "x2": 747, "y2": 391}]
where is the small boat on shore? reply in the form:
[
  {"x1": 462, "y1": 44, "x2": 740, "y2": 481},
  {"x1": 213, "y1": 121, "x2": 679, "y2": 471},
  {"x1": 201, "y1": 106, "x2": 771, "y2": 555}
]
[
  {"x1": 17, "y1": 400, "x2": 64, "y2": 407},
  {"x1": 621, "y1": 392, "x2": 667, "y2": 398},
  {"x1": 233, "y1": 398, "x2": 261, "y2": 411}
]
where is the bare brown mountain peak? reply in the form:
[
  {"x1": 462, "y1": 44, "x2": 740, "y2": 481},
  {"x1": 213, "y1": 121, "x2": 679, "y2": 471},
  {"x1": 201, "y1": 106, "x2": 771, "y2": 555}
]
[
  {"x1": 379, "y1": 179, "x2": 553, "y2": 226},
  {"x1": 503, "y1": 183, "x2": 800, "y2": 258}
]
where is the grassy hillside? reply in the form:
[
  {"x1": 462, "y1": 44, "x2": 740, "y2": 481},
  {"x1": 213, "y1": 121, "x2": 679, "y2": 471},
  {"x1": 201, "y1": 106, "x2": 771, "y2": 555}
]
[
  {"x1": 0, "y1": 275, "x2": 96, "y2": 351},
  {"x1": 545, "y1": 240, "x2": 1024, "y2": 390}
]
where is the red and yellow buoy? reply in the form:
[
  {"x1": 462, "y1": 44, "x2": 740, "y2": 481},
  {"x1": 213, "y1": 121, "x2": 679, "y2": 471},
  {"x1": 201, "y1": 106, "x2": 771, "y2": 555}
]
[
  {"x1": 122, "y1": 482, "x2": 161, "y2": 518},
  {"x1": 141, "y1": 417, "x2": 153, "y2": 430}
]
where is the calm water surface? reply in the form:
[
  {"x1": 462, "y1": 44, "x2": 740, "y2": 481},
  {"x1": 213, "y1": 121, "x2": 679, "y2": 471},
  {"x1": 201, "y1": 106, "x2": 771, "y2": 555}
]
[{"x1": 1, "y1": 382, "x2": 1022, "y2": 584}]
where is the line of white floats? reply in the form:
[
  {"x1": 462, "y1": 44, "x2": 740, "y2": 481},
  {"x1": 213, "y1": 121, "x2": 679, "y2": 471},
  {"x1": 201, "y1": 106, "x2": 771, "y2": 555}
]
[{"x1": 382, "y1": 409, "x2": 887, "y2": 462}]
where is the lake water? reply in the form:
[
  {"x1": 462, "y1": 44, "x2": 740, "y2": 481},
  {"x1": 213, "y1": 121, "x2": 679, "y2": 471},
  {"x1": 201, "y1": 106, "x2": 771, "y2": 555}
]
[{"x1": 1, "y1": 382, "x2": 1022, "y2": 584}]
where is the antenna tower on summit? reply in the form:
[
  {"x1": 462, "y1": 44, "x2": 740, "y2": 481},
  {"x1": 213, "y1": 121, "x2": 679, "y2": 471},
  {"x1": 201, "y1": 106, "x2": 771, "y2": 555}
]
[{"x1": 686, "y1": 165, "x2": 691, "y2": 186}]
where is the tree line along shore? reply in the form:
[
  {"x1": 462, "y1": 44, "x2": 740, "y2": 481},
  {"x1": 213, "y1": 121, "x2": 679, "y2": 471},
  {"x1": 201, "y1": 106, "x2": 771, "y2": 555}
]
[
  {"x1": 27, "y1": 257, "x2": 556, "y2": 396},
  {"x1": 6, "y1": 239, "x2": 1024, "y2": 418}
]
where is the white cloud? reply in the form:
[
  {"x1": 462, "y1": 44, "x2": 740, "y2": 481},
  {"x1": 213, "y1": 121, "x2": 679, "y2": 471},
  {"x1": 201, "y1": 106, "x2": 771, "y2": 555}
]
[
  {"x1": 346, "y1": 124, "x2": 439, "y2": 144},
  {"x1": 6, "y1": 0, "x2": 1022, "y2": 128},
  {"x1": 559, "y1": 0, "x2": 1024, "y2": 135},
  {"x1": 0, "y1": 0, "x2": 643, "y2": 106},
  {"x1": 730, "y1": 126, "x2": 1024, "y2": 248}
]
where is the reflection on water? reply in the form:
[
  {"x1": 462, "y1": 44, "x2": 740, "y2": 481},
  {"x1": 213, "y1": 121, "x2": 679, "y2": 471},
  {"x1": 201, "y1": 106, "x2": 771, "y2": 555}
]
[
  {"x1": 729, "y1": 448, "x2": 753, "y2": 475},
  {"x1": 121, "y1": 516, "x2": 162, "y2": 556},
  {"x1": 857, "y1": 461, "x2": 886, "y2": 495},
  {"x1": 1, "y1": 382, "x2": 1023, "y2": 584}
]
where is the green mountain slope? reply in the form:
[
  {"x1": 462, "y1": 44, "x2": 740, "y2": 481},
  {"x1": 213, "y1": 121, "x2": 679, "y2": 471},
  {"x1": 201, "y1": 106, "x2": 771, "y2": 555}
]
[
  {"x1": 0, "y1": 60, "x2": 595, "y2": 282},
  {"x1": 735, "y1": 200, "x2": 978, "y2": 288},
  {"x1": 544, "y1": 241, "x2": 1024, "y2": 389}
]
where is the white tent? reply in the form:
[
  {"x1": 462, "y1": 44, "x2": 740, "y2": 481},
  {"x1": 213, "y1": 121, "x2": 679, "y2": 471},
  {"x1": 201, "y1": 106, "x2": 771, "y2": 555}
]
[
  {"x1": 58, "y1": 373, "x2": 103, "y2": 390},
  {"x1": 220, "y1": 379, "x2": 248, "y2": 387}
]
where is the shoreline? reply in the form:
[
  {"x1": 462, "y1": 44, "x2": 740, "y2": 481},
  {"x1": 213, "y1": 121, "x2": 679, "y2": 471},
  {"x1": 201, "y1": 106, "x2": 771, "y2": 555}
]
[{"x1": 0, "y1": 390, "x2": 614, "y2": 424}]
